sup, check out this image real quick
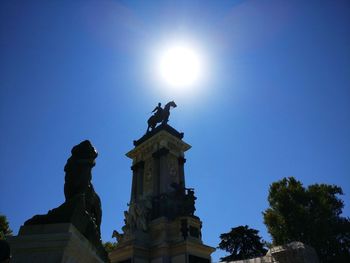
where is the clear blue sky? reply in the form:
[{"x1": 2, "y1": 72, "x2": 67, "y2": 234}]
[{"x1": 1, "y1": 1, "x2": 349, "y2": 261}]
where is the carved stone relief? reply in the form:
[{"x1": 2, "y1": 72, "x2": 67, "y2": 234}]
[
  {"x1": 168, "y1": 156, "x2": 179, "y2": 183},
  {"x1": 144, "y1": 159, "x2": 153, "y2": 195}
]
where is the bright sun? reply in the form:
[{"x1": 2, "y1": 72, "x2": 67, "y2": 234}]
[{"x1": 155, "y1": 41, "x2": 205, "y2": 91}]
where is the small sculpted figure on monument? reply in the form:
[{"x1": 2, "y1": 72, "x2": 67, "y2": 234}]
[
  {"x1": 127, "y1": 204, "x2": 137, "y2": 232},
  {"x1": 148, "y1": 183, "x2": 197, "y2": 219},
  {"x1": 147, "y1": 101, "x2": 177, "y2": 132},
  {"x1": 120, "y1": 197, "x2": 152, "y2": 238},
  {"x1": 184, "y1": 188, "x2": 197, "y2": 216},
  {"x1": 135, "y1": 197, "x2": 152, "y2": 231},
  {"x1": 24, "y1": 140, "x2": 108, "y2": 262},
  {"x1": 112, "y1": 230, "x2": 124, "y2": 243},
  {"x1": 121, "y1": 210, "x2": 131, "y2": 235},
  {"x1": 169, "y1": 182, "x2": 197, "y2": 217},
  {"x1": 181, "y1": 219, "x2": 189, "y2": 240}
]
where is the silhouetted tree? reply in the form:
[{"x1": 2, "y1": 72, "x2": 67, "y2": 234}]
[
  {"x1": 103, "y1": 241, "x2": 117, "y2": 253},
  {"x1": 218, "y1": 225, "x2": 267, "y2": 261},
  {"x1": 263, "y1": 177, "x2": 350, "y2": 263},
  {"x1": 0, "y1": 215, "x2": 12, "y2": 239}
]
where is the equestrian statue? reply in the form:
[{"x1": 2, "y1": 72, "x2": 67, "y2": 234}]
[{"x1": 147, "y1": 101, "x2": 177, "y2": 132}]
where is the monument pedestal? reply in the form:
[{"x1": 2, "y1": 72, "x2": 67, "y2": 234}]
[
  {"x1": 8, "y1": 223, "x2": 105, "y2": 263},
  {"x1": 110, "y1": 124, "x2": 215, "y2": 262},
  {"x1": 110, "y1": 216, "x2": 214, "y2": 263},
  {"x1": 110, "y1": 241, "x2": 214, "y2": 263}
]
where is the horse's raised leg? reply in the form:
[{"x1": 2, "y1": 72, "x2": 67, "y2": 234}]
[{"x1": 162, "y1": 114, "x2": 169, "y2": 125}]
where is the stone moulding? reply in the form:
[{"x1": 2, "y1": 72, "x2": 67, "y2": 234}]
[
  {"x1": 127, "y1": 129, "x2": 191, "y2": 164},
  {"x1": 134, "y1": 124, "x2": 184, "y2": 147}
]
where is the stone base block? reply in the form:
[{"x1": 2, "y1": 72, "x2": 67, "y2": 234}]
[
  {"x1": 267, "y1": 241, "x2": 319, "y2": 263},
  {"x1": 8, "y1": 223, "x2": 105, "y2": 263},
  {"x1": 109, "y1": 240, "x2": 214, "y2": 263},
  {"x1": 109, "y1": 216, "x2": 215, "y2": 263}
]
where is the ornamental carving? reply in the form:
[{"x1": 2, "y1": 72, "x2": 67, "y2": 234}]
[{"x1": 168, "y1": 157, "x2": 178, "y2": 179}]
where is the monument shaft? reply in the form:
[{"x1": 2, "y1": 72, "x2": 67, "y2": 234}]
[{"x1": 110, "y1": 124, "x2": 215, "y2": 263}]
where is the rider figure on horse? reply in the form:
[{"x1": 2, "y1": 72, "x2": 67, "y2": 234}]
[
  {"x1": 152, "y1": 103, "x2": 163, "y2": 120},
  {"x1": 147, "y1": 101, "x2": 177, "y2": 133}
]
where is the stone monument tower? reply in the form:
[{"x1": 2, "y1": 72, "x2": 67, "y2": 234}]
[{"x1": 110, "y1": 102, "x2": 215, "y2": 263}]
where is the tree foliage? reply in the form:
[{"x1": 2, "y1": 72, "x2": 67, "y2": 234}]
[
  {"x1": 103, "y1": 241, "x2": 117, "y2": 253},
  {"x1": 0, "y1": 215, "x2": 12, "y2": 239},
  {"x1": 218, "y1": 225, "x2": 267, "y2": 261},
  {"x1": 263, "y1": 177, "x2": 350, "y2": 263}
]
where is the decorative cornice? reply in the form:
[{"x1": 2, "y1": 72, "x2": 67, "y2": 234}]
[
  {"x1": 133, "y1": 124, "x2": 184, "y2": 147},
  {"x1": 126, "y1": 129, "x2": 191, "y2": 160}
]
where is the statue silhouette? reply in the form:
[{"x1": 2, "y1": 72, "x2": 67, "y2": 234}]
[{"x1": 147, "y1": 101, "x2": 177, "y2": 132}]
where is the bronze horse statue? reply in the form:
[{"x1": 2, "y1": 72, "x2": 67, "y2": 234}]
[{"x1": 147, "y1": 101, "x2": 177, "y2": 132}]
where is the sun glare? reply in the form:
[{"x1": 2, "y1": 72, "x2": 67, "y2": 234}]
[{"x1": 155, "y1": 40, "x2": 205, "y2": 92}]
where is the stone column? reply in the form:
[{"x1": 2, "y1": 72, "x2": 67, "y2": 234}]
[
  {"x1": 152, "y1": 147, "x2": 169, "y2": 194},
  {"x1": 152, "y1": 147, "x2": 169, "y2": 218},
  {"x1": 131, "y1": 161, "x2": 144, "y2": 203},
  {"x1": 178, "y1": 157, "x2": 186, "y2": 188},
  {"x1": 152, "y1": 157, "x2": 160, "y2": 196}
]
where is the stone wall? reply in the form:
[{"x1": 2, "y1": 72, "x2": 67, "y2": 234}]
[
  {"x1": 8, "y1": 223, "x2": 105, "y2": 263},
  {"x1": 221, "y1": 242, "x2": 318, "y2": 263}
]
